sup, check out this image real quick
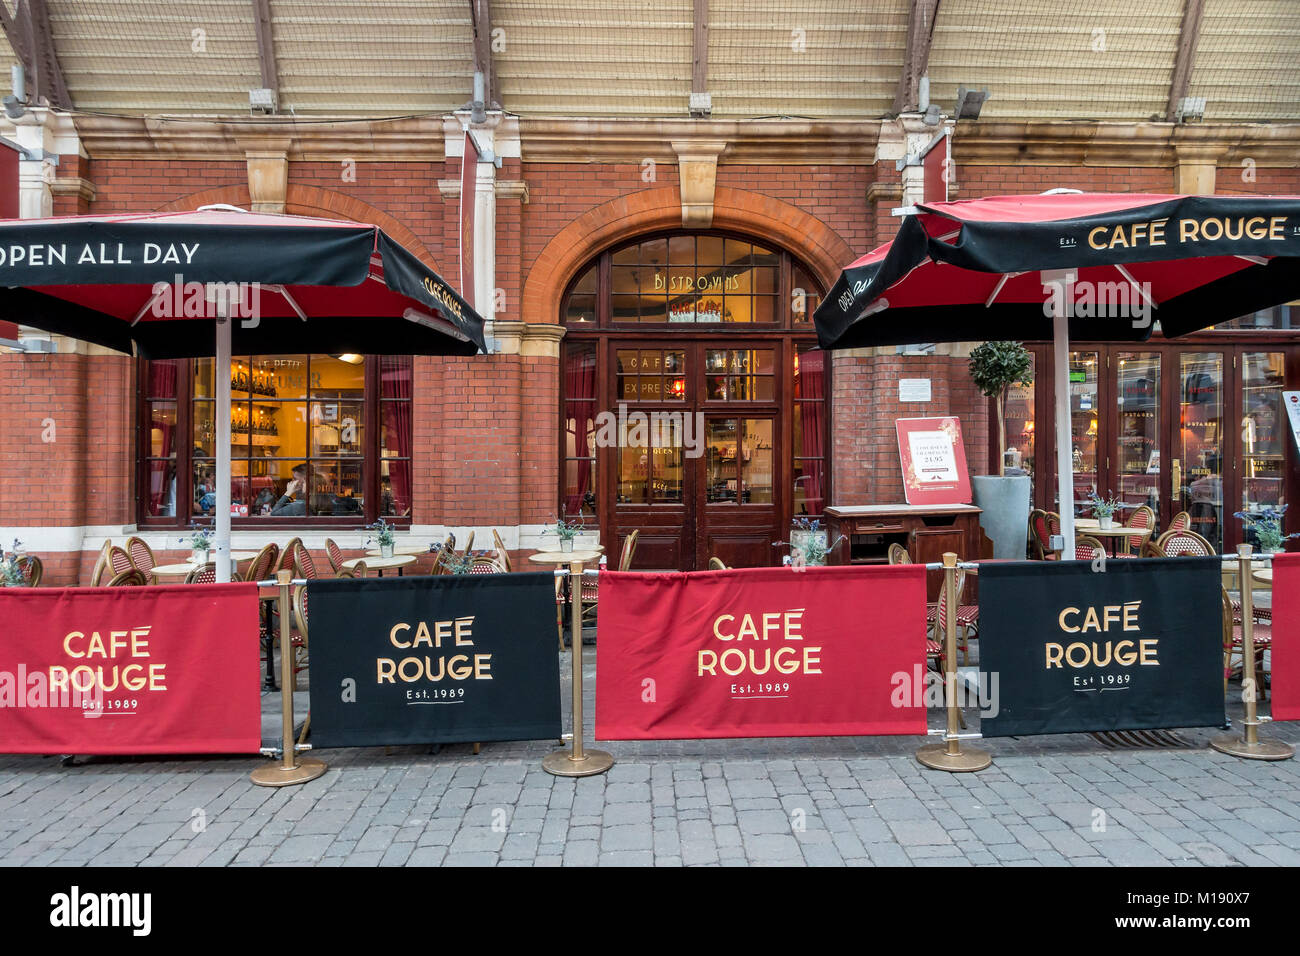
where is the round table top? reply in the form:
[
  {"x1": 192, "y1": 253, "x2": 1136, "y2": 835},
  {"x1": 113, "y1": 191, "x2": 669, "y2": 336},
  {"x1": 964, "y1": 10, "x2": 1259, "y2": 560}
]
[
  {"x1": 529, "y1": 549, "x2": 603, "y2": 565},
  {"x1": 1253, "y1": 567, "x2": 1273, "y2": 583},
  {"x1": 153, "y1": 552, "x2": 258, "y2": 576},
  {"x1": 1074, "y1": 519, "x2": 1147, "y2": 537},
  {"x1": 344, "y1": 554, "x2": 417, "y2": 571},
  {"x1": 365, "y1": 545, "x2": 432, "y2": 557}
]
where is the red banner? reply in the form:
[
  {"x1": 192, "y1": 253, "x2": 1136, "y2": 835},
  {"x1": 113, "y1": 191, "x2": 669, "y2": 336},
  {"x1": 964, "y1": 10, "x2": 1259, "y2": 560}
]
[
  {"x1": 595, "y1": 565, "x2": 928, "y2": 740},
  {"x1": 1271, "y1": 553, "x2": 1300, "y2": 721},
  {"x1": 0, "y1": 584, "x2": 262, "y2": 754}
]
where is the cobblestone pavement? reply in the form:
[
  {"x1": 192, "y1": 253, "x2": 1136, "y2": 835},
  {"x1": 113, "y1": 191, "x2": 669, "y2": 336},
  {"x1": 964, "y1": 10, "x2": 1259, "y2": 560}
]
[{"x1": 1, "y1": 649, "x2": 1297, "y2": 867}]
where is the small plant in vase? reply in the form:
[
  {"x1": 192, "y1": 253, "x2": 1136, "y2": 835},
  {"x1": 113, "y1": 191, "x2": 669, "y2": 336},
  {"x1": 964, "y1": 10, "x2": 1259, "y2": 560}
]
[
  {"x1": 437, "y1": 549, "x2": 475, "y2": 575},
  {"x1": 366, "y1": 518, "x2": 397, "y2": 558},
  {"x1": 775, "y1": 518, "x2": 845, "y2": 567},
  {"x1": 1089, "y1": 492, "x2": 1122, "y2": 530},
  {"x1": 1234, "y1": 505, "x2": 1299, "y2": 555},
  {"x1": 183, "y1": 526, "x2": 213, "y2": 565},
  {"x1": 546, "y1": 515, "x2": 585, "y2": 553},
  {"x1": 1, "y1": 540, "x2": 29, "y2": 587}
]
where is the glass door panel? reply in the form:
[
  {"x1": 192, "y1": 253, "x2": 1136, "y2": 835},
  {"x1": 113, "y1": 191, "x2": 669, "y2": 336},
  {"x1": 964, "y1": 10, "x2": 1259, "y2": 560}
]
[
  {"x1": 1179, "y1": 352, "x2": 1224, "y2": 550},
  {"x1": 1240, "y1": 351, "x2": 1287, "y2": 546},
  {"x1": 1115, "y1": 352, "x2": 1160, "y2": 521},
  {"x1": 1068, "y1": 351, "x2": 1100, "y2": 516},
  {"x1": 1002, "y1": 353, "x2": 1035, "y2": 477}
]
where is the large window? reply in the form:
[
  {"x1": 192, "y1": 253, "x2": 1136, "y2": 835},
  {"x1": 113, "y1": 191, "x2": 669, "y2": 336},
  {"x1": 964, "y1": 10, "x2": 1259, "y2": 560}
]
[
  {"x1": 563, "y1": 233, "x2": 817, "y2": 330},
  {"x1": 140, "y1": 354, "x2": 413, "y2": 526}
]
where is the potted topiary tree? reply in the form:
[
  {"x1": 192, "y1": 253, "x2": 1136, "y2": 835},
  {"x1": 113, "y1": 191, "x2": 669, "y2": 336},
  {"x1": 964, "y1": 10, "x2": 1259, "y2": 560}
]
[{"x1": 968, "y1": 341, "x2": 1035, "y2": 559}]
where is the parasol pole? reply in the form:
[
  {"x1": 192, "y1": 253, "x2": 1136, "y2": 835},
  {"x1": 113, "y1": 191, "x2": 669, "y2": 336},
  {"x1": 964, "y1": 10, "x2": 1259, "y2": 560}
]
[
  {"x1": 214, "y1": 309, "x2": 233, "y2": 584},
  {"x1": 1045, "y1": 269, "x2": 1077, "y2": 559}
]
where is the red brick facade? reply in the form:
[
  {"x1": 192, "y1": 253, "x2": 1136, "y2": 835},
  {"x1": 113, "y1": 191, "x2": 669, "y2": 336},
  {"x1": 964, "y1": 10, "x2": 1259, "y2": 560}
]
[{"x1": 2, "y1": 125, "x2": 1298, "y2": 582}]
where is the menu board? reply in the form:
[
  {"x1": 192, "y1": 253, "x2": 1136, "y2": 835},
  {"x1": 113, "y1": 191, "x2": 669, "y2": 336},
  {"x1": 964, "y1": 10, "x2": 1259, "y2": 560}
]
[{"x1": 895, "y1": 416, "x2": 972, "y2": 506}]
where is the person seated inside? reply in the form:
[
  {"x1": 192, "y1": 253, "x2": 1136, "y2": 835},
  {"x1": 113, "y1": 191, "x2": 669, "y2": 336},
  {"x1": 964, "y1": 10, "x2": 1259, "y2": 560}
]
[{"x1": 270, "y1": 464, "x2": 309, "y2": 516}]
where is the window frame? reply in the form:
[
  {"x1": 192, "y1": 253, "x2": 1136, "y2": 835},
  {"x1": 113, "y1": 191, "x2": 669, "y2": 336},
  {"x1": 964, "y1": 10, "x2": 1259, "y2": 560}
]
[{"x1": 135, "y1": 354, "x2": 413, "y2": 529}]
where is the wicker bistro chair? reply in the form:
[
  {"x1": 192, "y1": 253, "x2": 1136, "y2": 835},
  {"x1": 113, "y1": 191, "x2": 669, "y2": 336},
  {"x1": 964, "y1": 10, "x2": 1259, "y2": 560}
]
[
  {"x1": 243, "y1": 542, "x2": 279, "y2": 584},
  {"x1": 468, "y1": 556, "x2": 505, "y2": 575},
  {"x1": 1113, "y1": 505, "x2": 1155, "y2": 558},
  {"x1": 108, "y1": 545, "x2": 134, "y2": 578},
  {"x1": 90, "y1": 540, "x2": 113, "y2": 586},
  {"x1": 1028, "y1": 509, "x2": 1052, "y2": 560},
  {"x1": 290, "y1": 539, "x2": 320, "y2": 580},
  {"x1": 491, "y1": 528, "x2": 512, "y2": 572},
  {"x1": 338, "y1": 559, "x2": 368, "y2": 579},
  {"x1": 1167, "y1": 511, "x2": 1193, "y2": 535},
  {"x1": 324, "y1": 538, "x2": 346, "y2": 576},
  {"x1": 1222, "y1": 585, "x2": 1272, "y2": 698},
  {"x1": 927, "y1": 569, "x2": 974, "y2": 726},
  {"x1": 1074, "y1": 535, "x2": 1109, "y2": 562},
  {"x1": 887, "y1": 543, "x2": 912, "y2": 565},
  {"x1": 708, "y1": 557, "x2": 728, "y2": 570},
  {"x1": 124, "y1": 535, "x2": 157, "y2": 582},
  {"x1": 1155, "y1": 529, "x2": 1215, "y2": 558},
  {"x1": 183, "y1": 562, "x2": 217, "y2": 585},
  {"x1": 106, "y1": 569, "x2": 149, "y2": 587}
]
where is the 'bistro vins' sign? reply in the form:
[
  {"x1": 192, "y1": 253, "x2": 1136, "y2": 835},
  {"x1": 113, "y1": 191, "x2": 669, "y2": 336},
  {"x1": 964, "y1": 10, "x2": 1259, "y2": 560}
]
[
  {"x1": 977, "y1": 557, "x2": 1224, "y2": 737},
  {"x1": 305, "y1": 574, "x2": 561, "y2": 747}
]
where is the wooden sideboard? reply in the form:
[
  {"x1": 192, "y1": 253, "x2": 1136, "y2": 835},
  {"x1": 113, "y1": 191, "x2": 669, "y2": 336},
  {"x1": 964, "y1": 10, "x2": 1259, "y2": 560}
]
[{"x1": 824, "y1": 504, "x2": 991, "y2": 601}]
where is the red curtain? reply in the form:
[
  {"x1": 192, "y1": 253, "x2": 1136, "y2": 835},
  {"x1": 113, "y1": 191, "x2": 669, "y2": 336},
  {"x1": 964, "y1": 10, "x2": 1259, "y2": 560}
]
[
  {"x1": 798, "y1": 350, "x2": 826, "y2": 514},
  {"x1": 148, "y1": 361, "x2": 178, "y2": 515},
  {"x1": 381, "y1": 357, "x2": 412, "y2": 515},
  {"x1": 565, "y1": 347, "x2": 597, "y2": 515}
]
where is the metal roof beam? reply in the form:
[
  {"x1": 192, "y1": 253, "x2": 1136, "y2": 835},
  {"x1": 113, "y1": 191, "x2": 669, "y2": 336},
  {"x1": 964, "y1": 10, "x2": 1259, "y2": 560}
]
[
  {"x1": 0, "y1": 0, "x2": 70, "y2": 109},
  {"x1": 892, "y1": 0, "x2": 941, "y2": 116},
  {"x1": 469, "y1": 0, "x2": 497, "y2": 109},
  {"x1": 252, "y1": 0, "x2": 278, "y2": 108},
  {"x1": 1166, "y1": 0, "x2": 1205, "y2": 122}
]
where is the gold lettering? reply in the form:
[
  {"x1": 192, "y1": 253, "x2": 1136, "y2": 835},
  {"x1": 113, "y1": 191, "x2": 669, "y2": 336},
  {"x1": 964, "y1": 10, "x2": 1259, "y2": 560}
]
[
  {"x1": 1139, "y1": 639, "x2": 1159, "y2": 665},
  {"x1": 1123, "y1": 602, "x2": 1140, "y2": 631},
  {"x1": 1088, "y1": 226, "x2": 1108, "y2": 250},
  {"x1": 1149, "y1": 219, "x2": 1167, "y2": 245},
  {"x1": 454, "y1": 616, "x2": 474, "y2": 647},
  {"x1": 698, "y1": 649, "x2": 718, "y2": 675},
  {"x1": 1045, "y1": 643, "x2": 1064, "y2": 668},
  {"x1": 390, "y1": 622, "x2": 411, "y2": 648},
  {"x1": 1269, "y1": 216, "x2": 1285, "y2": 240},
  {"x1": 713, "y1": 614, "x2": 735, "y2": 641},
  {"x1": 1059, "y1": 608, "x2": 1080, "y2": 633},
  {"x1": 63, "y1": 631, "x2": 85, "y2": 658},
  {"x1": 1115, "y1": 641, "x2": 1137, "y2": 666},
  {"x1": 1245, "y1": 217, "x2": 1267, "y2": 240},
  {"x1": 1200, "y1": 217, "x2": 1223, "y2": 241},
  {"x1": 1081, "y1": 607, "x2": 1101, "y2": 632},
  {"x1": 1180, "y1": 218, "x2": 1199, "y2": 242}
]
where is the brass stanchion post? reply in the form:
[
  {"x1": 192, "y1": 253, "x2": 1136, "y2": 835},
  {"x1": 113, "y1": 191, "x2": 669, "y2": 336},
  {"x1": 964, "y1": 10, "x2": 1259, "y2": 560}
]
[
  {"x1": 1210, "y1": 545, "x2": 1294, "y2": 761},
  {"x1": 251, "y1": 569, "x2": 328, "y2": 786},
  {"x1": 917, "y1": 552, "x2": 991, "y2": 772},
  {"x1": 543, "y1": 560, "x2": 614, "y2": 777}
]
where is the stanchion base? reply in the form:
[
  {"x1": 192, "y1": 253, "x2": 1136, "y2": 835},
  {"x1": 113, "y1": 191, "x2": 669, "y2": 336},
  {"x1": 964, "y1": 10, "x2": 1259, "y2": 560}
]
[
  {"x1": 915, "y1": 744, "x2": 991, "y2": 773},
  {"x1": 1209, "y1": 734, "x2": 1295, "y2": 761},
  {"x1": 542, "y1": 749, "x2": 614, "y2": 778},
  {"x1": 250, "y1": 757, "x2": 329, "y2": 788}
]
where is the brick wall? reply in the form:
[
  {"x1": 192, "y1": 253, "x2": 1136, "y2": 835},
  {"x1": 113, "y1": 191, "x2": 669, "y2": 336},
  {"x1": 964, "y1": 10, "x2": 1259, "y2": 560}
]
[{"x1": 831, "y1": 352, "x2": 989, "y2": 506}]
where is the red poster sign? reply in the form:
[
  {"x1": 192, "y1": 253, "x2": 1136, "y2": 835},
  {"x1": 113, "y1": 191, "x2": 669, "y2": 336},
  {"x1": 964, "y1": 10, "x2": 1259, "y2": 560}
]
[
  {"x1": 595, "y1": 565, "x2": 928, "y2": 740},
  {"x1": 1270, "y1": 553, "x2": 1300, "y2": 721},
  {"x1": 922, "y1": 127, "x2": 950, "y2": 204},
  {"x1": 896, "y1": 416, "x2": 972, "y2": 505},
  {"x1": 459, "y1": 129, "x2": 478, "y2": 308},
  {"x1": 0, "y1": 584, "x2": 262, "y2": 754}
]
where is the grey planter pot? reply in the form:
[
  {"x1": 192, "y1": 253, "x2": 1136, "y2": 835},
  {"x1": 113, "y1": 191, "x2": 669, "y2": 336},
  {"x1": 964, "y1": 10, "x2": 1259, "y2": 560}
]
[{"x1": 972, "y1": 475, "x2": 1032, "y2": 560}]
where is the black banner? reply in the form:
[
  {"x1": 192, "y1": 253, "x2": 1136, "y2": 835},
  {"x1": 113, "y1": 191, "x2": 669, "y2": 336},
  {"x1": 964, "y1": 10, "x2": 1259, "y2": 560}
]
[
  {"x1": 305, "y1": 573, "x2": 561, "y2": 747},
  {"x1": 978, "y1": 557, "x2": 1224, "y2": 737}
]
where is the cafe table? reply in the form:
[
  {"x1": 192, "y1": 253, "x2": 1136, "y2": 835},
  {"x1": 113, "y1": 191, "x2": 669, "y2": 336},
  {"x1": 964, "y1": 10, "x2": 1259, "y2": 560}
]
[
  {"x1": 343, "y1": 553, "x2": 416, "y2": 577},
  {"x1": 1073, "y1": 518, "x2": 1148, "y2": 555},
  {"x1": 364, "y1": 544, "x2": 433, "y2": 557},
  {"x1": 152, "y1": 551, "x2": 259, "y2": 578}
]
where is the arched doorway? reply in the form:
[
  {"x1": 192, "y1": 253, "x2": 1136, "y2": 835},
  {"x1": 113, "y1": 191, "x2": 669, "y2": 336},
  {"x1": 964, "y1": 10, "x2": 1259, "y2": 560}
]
[{"x1": 560, "y1": 230, "x2": 828, "y2": 570}]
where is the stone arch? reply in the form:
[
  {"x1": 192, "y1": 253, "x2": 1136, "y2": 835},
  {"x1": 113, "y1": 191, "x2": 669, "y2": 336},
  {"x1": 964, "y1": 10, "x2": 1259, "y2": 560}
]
[
  {"x1": 154, "y1": 183, "x2": 443, "y2": 273},
  {"x1": 520, "y1": 185, "x2": 856, "y2": 324}
]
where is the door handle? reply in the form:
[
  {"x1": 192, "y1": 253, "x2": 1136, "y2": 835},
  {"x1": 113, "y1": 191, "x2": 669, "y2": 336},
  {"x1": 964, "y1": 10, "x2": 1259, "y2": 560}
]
[{"x1": 1171, "y1": 458, "x2": 1182, "y2": 496}]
